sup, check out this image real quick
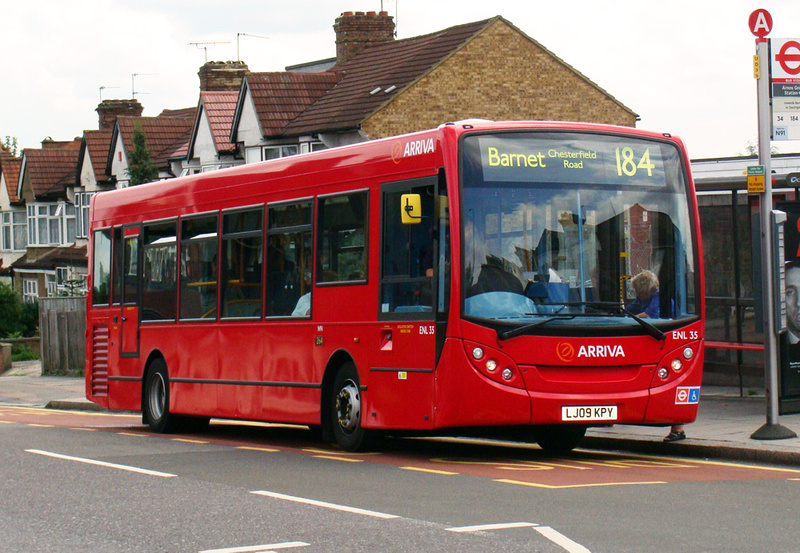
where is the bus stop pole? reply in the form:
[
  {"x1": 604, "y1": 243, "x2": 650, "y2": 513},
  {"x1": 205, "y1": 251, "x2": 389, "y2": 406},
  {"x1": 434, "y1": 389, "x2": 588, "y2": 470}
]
[{"x1": 751, "y1": 37, "x2": 796, "y2": 440}]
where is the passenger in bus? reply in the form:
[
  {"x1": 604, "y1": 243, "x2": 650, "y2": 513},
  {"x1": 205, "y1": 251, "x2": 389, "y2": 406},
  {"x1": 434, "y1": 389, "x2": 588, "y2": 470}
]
[
  {"x1": 627, "y1": 269, "x2": 686, "y2": 442},
  {"x1": 627, "y1": 270, "x2": 661, "y2": 318}
]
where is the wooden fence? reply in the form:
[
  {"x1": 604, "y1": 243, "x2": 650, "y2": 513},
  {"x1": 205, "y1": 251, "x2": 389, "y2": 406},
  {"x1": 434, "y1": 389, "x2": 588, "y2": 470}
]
[{"x1": 39, "y1": 297, "x2": 86, "y2": 376}]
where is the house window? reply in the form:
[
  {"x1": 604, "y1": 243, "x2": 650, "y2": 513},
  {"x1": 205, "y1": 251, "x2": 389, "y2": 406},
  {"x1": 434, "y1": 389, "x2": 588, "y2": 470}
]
[
  {"x1": 45, "y1": 273, "x2": 57, "y2": 296},
  {"x1": 22, "y1": 278, "x2": 38, "y2": 303},
  {"x1": 75, "y1": 192, "x2": 95, "y2": 239},
  {"x1": 1, "y1": 210, "x2": 26, "y2": 251},
  {"x1": 245, "y1": 145, "x2": 300, "y2": 164},
  {"x1": 264, "y1": 145, "x2": 298, "y2": 160},
  {"x1": 26, "y1": 202, "x2": 78, "y2": 246},
  {"x1": 56, "y1": 266, "x2": 87, "y2": 296}
]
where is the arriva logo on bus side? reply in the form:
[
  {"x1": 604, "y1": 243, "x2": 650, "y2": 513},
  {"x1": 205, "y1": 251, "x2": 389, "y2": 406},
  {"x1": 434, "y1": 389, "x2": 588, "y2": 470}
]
[
  {"x1": 392, "y1": 138, "x2": 435, "y2": 163},
  {"x1": 556, "y1": 342, "x2": 625, "y2": 362}
]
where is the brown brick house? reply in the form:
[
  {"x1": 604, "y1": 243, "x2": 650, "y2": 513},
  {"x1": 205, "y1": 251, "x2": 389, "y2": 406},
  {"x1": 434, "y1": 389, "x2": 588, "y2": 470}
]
[{"x1": 233, "y1": 12, "x2": 637, "y2": 157}]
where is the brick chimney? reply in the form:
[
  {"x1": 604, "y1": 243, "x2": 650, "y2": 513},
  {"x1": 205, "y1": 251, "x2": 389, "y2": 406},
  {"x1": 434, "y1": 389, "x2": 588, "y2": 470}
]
[
  {"x1": 198, "y1": 61, "x2": 249, "y2": 91},
  {"x1": 334, "y1": 11, "x2": 395, "y2": 65},
  {"x1": 96, "y1": 99, "x2": 144, "y2": 130}
]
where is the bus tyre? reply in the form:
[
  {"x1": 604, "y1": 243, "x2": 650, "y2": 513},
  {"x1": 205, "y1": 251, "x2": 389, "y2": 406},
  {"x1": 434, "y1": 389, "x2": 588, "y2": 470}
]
[
  {"x1": 144, "y1": 359, "x2": 178, "y2": 434},
  {"x1": 330, "y1": 362, "x2": 369, "y2": 452},
  {"x1": 534, "y1": 425, "x2": 587, "y2": 454}
]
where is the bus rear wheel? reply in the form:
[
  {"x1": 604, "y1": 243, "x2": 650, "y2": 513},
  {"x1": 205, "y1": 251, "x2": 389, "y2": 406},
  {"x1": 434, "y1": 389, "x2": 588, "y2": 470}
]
[
  {"x1": 144, "y1": 358, "x2": 179, "y2": 434},
  {"x1": 533, "y1": 425, "x2": 587, "y2": 454},
  {"x1": 330, "y1": 362, "x2": 370, "y2": 452}
]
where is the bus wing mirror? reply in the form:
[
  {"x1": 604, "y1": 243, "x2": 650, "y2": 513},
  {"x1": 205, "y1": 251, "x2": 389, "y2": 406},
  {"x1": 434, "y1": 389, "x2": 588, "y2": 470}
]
[{"x1": 401, "y1": 194, "x2": 422, "y2": 224}]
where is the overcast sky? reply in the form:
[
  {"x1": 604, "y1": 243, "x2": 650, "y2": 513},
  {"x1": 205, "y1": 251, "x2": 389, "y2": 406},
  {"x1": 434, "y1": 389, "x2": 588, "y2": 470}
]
[{"x1": 2, "y1": 0, "x2": 800, "y2": 159}]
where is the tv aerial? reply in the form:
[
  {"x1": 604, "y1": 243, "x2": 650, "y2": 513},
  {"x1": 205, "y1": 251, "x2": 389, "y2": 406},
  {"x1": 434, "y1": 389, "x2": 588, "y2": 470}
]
[{"x1": 189, "y1": 41, "x2": 231, "y2": 63}]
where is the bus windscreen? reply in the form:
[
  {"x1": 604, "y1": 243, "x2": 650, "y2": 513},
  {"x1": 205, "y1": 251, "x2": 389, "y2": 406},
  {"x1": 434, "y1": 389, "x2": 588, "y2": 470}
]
[{"x1": 460, "y1": 132, "x2": 698, "y2": 330}]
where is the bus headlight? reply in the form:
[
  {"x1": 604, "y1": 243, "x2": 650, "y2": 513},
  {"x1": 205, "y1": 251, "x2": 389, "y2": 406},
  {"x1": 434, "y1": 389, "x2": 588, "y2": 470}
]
[
  {"x1": 502, "y1": 368, "x2": 513, "y2": 381},
  {"x1": 683, "y1": 347, "x2": 694, "y2": 360},
  {"x1": 485, "y1": 359, "x2": 497, "y2": 372},
  {"x1": 472, "y1": 347, "x2": 484, "y2": 360},
  {"x1": 671, "y1": 359, "x2": 683, "y2": 372},
  {"x1": 658, "y1": 367, "x2": 669, "y2": 379}
]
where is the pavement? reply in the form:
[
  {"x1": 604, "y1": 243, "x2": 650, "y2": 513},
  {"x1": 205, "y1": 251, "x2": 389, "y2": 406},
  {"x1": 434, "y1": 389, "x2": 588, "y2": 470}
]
[{"x1": 3, "y1": 360, "x2": 800, "y2": 465}]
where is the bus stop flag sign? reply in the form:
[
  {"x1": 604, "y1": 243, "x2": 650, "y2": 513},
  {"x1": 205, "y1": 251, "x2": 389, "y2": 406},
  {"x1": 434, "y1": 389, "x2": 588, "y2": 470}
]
[
  {"x1": 772, "y1": 38, "x2": 800, "y2": 140},
  {"x1": 749, "y1": 9, "x2": 772, "y2": 40}
]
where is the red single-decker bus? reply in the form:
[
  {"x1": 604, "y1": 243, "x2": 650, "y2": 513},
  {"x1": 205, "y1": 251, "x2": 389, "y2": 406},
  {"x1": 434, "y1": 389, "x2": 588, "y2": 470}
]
[{"x1": 86, "y1": 121, "x2": 704, "y2": 453}]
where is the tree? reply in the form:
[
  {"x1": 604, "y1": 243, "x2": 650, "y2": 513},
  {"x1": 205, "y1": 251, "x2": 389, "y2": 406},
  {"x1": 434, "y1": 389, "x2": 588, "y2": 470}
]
[
  {"x1": 127, "y1": 125, "x2": 158, "y2": 185},
  {"x1": 742, "y1": 138, "x2": 780, "y2": 156},
  {"x1": 2, "y1": 136, "x2": 18, "y2": 157},
  {"x1": 0, "y1": 283, "x2": 23, "y2": 338}
]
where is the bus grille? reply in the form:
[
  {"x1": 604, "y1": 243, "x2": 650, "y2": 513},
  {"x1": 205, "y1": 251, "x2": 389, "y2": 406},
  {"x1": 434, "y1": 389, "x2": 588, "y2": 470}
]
[{"x1": 91, "y1": 324, "x2": 109, "y2": 397}]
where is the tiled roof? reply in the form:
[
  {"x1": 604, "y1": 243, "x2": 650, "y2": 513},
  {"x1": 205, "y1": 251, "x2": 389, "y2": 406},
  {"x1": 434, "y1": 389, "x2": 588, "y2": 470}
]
[
  {"x1": 23, "y1": 140, "x2": 81, "y2": 199},
  {"x1": 10, "y1": 244, "x2": 88, "y2": 271},
  {"x1": 80, "y1": 129, "x2": 113, "y2": 185},
  {"x1": 115, "y1": 109, "x2": 196, "y2": 169},
  {"x1": 245, "y1": 72, "x2": 341, "y2": 138},
  {"x1": 199, "y1": 91, "x2": 238, "y2": 153},
  {"x1": 0, "y1": 148, "x2": 22, "y2": 203},
  {"x1": 284, "y1": 18, "x2": 493, "y2": 135}
]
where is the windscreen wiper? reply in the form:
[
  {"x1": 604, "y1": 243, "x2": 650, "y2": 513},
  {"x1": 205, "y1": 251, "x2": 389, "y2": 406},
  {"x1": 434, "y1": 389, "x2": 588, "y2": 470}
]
[
  {"x1": 577, "y1": 301, "x2": 666, "y2": 341},
  {"x1": 497, "y1": 315, "x2": 576, "y2": 341}
]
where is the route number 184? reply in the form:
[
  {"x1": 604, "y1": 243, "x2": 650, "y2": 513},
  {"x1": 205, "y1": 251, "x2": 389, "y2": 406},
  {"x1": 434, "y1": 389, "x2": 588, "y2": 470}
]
[{"x1": 615, "y1": 147, "x2": 655, "y2": 177}]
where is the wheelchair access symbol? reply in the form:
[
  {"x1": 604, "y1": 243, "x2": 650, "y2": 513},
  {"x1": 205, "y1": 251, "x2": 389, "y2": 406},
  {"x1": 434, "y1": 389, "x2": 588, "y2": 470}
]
[{"x1": 675, "y1": 386, "x2": 701, "y2": 405}]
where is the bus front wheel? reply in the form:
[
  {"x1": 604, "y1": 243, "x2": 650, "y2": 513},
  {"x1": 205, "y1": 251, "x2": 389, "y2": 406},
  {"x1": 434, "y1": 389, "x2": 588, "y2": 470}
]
[
  {"x1": 533, "y1": 425, "x2": 587, "y2": 454},
  {"x1": 330, "y1": 362, "x2": 370, "y2": 452}
]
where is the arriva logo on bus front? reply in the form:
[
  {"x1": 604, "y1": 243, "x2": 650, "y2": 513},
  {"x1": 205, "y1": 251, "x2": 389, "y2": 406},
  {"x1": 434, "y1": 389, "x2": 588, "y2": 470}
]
[{"x1": 556, "y1": 342, "x2": 625, "y2": 362}]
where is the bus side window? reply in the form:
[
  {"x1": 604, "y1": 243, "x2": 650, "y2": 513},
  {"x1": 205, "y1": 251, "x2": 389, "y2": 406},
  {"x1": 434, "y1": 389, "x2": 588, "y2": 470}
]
[
  {"x1": 141, "y1": 221, "x2": 178, "y2": 321},
  {"x1": 111, "y1": 227, "x2": 123, "y2": 305},
  {"x1": 179, "y1": 215, "x2": 219, "y2": 320},
  {"x1": 316, "y1": 192, "x2": 368, "y2": 284},
  {"x1": 267, "y1": 201, "x2": 313, "y2": 317},
  {"x1": 221, "y1": 208, "x2": 263, "y2": 319},
  {"x1": 91, "y1": 229, "x2": 112, "y2": 305}
]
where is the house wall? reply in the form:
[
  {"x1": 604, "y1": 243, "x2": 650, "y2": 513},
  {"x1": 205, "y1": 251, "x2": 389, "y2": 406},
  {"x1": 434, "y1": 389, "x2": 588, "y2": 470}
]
[
  {"x1": 195, "y1": 111, "x2": 217, "y2": 166},
  {"x1": 109, "y1": 137, "x2": 129, "y2": 187},
  {"x1": 78, "y1": 149, "x2": 98, "y2": 191},
  {"x1": 236, "y1": 89, "x2": 264, "y2": 150},
  {"x1": 0, "y1": 173, "x2": 25, "y2": 270},
  {"x1": 362, "y1": 19, "x2": 637, "y2": 138}
]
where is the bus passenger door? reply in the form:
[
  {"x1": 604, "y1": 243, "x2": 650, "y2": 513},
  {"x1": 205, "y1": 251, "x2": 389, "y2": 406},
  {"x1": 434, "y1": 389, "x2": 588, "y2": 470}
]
[
  {"x1": 120, "y1": 227, "x2": 141, "y2": 357},
  {"x1": 373, "y1": 176, "x2": 439, "y2": 428}
]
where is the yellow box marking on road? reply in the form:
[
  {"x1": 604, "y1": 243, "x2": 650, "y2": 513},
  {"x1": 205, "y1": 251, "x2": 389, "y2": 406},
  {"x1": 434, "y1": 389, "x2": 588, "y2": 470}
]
[
  {"x1": 430, "y1": 457, "x2": 589, "y2": 471},
  {"x1": 237, "y1": 446, "x2": 280, "y2": 453},
  {"x1": 401, "y1": 466, "x2": 458, "y2": 475},
  {"x1": 314, "y1": 455, "x2": 363, "y2": 463},
  {"x1": 496, "y1": 478, "x2": 667, "y2": 489},
  {"x1": 27, "y1": 423, "x2": 54, "y2": 428},
  {"x1": 69, "y1": 427, "x2": 97, "y2": 432},
  {"x1": 302, "y1": 448, "x2": 379, "y2": 456},
  {"x1": 574, "y1": 459, "x2": 695, "y2": 469},
  {"x1": 118, "y1": 432, "x2": 150, "y2": 437},
  {"x1": 171, "y1": 438, "x2": 209, "y2": 444},
  {"x1": 586, "y1": 449, "x2": 800, "y2": 475}
]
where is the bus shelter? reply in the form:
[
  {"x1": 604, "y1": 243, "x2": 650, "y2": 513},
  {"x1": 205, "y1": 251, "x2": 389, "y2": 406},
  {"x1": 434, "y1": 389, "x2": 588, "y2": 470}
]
[{"x1": 693, "y1": 153, "x2": 800, "y2": 394}]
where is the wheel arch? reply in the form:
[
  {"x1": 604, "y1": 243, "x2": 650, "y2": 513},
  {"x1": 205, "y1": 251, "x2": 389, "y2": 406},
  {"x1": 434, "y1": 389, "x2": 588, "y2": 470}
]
[{"x1": 320, "y1": 349, "x2": 358, "y2": 437}]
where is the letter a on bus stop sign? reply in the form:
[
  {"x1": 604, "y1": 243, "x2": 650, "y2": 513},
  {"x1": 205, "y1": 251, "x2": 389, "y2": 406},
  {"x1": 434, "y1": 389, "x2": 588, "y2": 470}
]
[{"x1": 749, "y1": 9, "x2": 772, "y2": 40}]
